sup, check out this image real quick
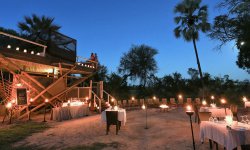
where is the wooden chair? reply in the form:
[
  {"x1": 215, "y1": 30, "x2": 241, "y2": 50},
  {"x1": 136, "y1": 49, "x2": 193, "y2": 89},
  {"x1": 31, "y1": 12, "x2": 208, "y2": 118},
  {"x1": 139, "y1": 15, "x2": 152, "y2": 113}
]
[
  {"x1": 186, "y1": 98, "x2": 192, "y2": 105},
  {"x1": 195, "y1": 98, "x2": 201, "y2": 105},
  {"x1": 147, "y1": 99, "x2": 153, "y2": 106},
  {"x1": 230, "y1": 104, "x2": 239, "y2": 121},
  {"x1": 106, "y1": 111, "x2": 119, "y2": 135},
  {"x1": 117, "y1": 100, "x2": 123, "y2": 107},
  {"x1": 177, "y1": 98, "x2": 183, "y2": 106},
  {"x1": 139, "y1": 99, "x2": 144, "y2": 106},
  {"x1": 153, "y1": 98, "x2": 160, "y2": 105},
  {"x1": 122, "y1": 100, "x2": 128, "y2": 107},
  {"x1": 198, "y1": 112, "x2": 211, "y2": 124},
  {"x1": 170, "y1": 98, "x2": 177, "y2": 107},
  {"x1": 161, "y1": 98, "x2": 167, "y2": 104}
]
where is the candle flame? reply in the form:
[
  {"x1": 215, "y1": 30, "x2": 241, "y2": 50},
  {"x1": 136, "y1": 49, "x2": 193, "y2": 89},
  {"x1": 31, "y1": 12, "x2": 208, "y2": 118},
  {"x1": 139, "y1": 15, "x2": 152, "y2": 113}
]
[{"x1": 186, "y1": 105, "x2": 191, "y2": 111}]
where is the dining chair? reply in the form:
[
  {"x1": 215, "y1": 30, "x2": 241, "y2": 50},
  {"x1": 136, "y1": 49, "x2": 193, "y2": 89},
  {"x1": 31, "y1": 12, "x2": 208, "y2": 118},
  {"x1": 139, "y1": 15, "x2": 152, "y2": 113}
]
[
  {"x1": 195, "y1": 98, "x2": 201, "y2": 105},
  {"x1": 106, "y1": 111, "x2": 119, "y2": 135},
  {"x1": 117, "y1": 100, "x2": 123, "y2": 107},
  {"x1": 139, "y1": 99, "x2": 144, "y2": 106},
  {"x1": 230, "y1": 104, "x2": 239, "y2": 121},
  {"x1": 177, "y1": 98, "x2": 183, "y2": 107},
  {"x1": 161, "y1": 98, "x2": 167, "y2": 104},
  {"x1": 198, "y1": 112, "x2": 211, "y2": 124},
  {"x1": 170, "y1": 98, "x2": 177, "y2": 107},
  {"x1": 193, "y1": 104, "x2": 200, "y2": 123},
  {"x1": 186, "y1": 98, "x2": 192, "y2": 104},
  {"x1": 154, "y1": 98, "x2": 160, "y2": 105}
]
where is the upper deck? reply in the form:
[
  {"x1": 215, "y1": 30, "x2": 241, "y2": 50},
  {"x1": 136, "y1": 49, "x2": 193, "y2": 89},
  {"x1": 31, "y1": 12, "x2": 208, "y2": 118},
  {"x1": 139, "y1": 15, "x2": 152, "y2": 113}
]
[{"x1": 0, "y1": 31, "x2": 97, "y2": 76}]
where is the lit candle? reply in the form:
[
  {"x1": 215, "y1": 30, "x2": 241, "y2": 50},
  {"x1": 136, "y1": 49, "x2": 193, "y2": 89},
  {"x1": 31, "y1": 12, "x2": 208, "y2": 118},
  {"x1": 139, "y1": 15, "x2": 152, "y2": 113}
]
[
  {"x1": 221, "y1": 99, "x2": 226, "y2": 104},
  {"x1": 30, "y1": 98, "x2": 33, "y2": 102},
  {"x1": 243, "y1": 97, "x2": 247, "y2": 102},
  {"x1": 111, "y1": 98, "x2": 114, "y2": 102},
  {"x1": 6, "y1": 102, "x2": 12, "y2": 108},
  {"x1": 11, "y1": 99, "x2": 16, "y2": 104},
  {"x1": 142, "y1": 104, "x2": 146, "y2": 110},
  {"x1": 211, "y1": 95, "x2": 214, "y2": 100},
  {"x1": 186, "y1": 105, "x2": 192, "y2": 111},
  {"x1": 178, "y1": 94, "x2": 182, "y2": 99},
  {"x1": 202, "y1": 100, "x2": 207, "y2": 106},
  {"x1": 132, "y1": 96, "x2": 135, "y2": 100},
  {"x1": 153, "y1": 96, "x2": 156, "y2": 100},
  {"x1": 45, "y1": 99, "x2": 49, "y2": 103}
]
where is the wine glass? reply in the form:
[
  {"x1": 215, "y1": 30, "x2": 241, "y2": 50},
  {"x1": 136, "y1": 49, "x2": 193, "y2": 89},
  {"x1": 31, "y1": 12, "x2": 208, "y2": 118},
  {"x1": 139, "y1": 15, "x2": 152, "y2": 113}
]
[
  {"x1": 241, "y1": 116, "x2": 246, "y2": 124},
  {"x1": 213, "y1": 117, "x2": 218, "y2": 123},
  {"x1": 209, "y1": 116, "x2": 214, "y2": 122},
  {"x1": 245, "y1": 115, "x2": 249, "y2": 124}
]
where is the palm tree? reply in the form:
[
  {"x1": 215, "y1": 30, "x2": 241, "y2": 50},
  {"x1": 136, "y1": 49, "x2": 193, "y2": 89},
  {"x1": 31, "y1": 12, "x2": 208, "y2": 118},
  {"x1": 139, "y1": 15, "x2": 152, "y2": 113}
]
[
  {"x1": 118, "y1": 44, "x2": 158, "y2": 96},
  {"x1": 173, "y1": 0, "x2": 210, "y2": 98},
  {"x1": 18, "y1": 14, "x2": 61, "y2": 42}
]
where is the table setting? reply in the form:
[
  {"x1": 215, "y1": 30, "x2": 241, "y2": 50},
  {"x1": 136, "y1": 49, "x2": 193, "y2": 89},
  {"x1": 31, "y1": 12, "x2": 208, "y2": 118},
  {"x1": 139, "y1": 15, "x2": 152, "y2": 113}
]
[
  {"x1": 200, "y1": 115, "x2": 250, "y2": 150},
  {"x1": 101, "y1": 106, "x2": 127, "y2": 125},
  {"x1": 51, "y1": 100, "x2": 89, "y2": 121}
]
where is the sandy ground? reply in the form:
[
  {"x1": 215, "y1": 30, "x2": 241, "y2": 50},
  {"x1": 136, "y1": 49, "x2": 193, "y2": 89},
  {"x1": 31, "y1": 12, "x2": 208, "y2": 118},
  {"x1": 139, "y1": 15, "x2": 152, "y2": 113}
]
[{"x1": 13, "y1": 108, "x2": 247, "y2": 150}]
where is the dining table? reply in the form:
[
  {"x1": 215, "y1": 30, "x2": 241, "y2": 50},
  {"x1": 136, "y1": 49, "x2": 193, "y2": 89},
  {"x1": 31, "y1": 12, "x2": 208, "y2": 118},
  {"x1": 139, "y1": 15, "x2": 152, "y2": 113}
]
[
  {"x1": 101, "y1": 107, "x2": 127, "y2": 125},
  {"x1": 200, "y1": 107, "x2": 232, "y2": 118},
  {"x1": 52, "y1": 104, "x2": 89, "y2": 121},
  {"x1": 200, "y1": 121, "x2": 250, "y2": 150}
]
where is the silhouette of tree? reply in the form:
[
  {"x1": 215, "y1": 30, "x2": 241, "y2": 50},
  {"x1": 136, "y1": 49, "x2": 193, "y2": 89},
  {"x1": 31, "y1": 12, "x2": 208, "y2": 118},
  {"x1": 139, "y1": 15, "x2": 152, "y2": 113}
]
[{"x1": 174, "y1": 0, "x2": 211, "y2": 98}]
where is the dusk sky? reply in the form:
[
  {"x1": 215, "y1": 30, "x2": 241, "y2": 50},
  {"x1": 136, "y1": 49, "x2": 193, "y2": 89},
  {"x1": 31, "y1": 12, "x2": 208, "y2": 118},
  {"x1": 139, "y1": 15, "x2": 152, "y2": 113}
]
[{"x1": 1, "y1": 0, "x2": 249, "y2": 80}]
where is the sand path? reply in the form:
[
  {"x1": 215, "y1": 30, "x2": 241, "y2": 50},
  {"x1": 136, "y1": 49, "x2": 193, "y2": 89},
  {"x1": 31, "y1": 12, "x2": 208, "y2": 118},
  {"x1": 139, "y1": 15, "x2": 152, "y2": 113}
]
[{"x1": 14, "y1": 108, "x2": 220, "y2": 149}]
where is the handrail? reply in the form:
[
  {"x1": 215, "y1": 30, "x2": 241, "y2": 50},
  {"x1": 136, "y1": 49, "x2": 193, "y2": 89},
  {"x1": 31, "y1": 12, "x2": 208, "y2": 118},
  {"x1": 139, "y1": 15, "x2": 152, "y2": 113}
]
[
  {"x1": 0, "y1": 32, "x2": 47, "y2": 48},
  {"x1": 91, "y1": 90, "x2": 102, "y2": 113},
  {"x1": 0, "y1": 31, "x2": 47, "y2": 56},
  {"x1": 103, "y1": 90, "x2": 116, "y2": 104}
]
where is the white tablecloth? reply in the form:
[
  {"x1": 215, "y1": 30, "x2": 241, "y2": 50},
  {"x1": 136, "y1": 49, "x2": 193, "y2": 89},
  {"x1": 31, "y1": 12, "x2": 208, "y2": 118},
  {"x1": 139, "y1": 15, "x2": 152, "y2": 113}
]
[
  {"x1": 101, "y1": 108, "x2": 127, "y2": 125},
  {"x1": 245, "y1": 102, "x2": 250, "y2": 108},
  {"x1": 200, "y1": 121, "x2": 250, "y2": 150},
  {"x1": 200, "y1": 107, "x2": 232, "y2": 118},
  {"x1": 52, "y1": 105, "x2": 89, "y2": 121}
]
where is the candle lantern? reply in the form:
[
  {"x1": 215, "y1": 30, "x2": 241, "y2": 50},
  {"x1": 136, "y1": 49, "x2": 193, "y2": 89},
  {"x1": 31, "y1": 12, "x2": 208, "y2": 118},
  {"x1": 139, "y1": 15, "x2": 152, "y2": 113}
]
[{"x1": 186, "y1": 105, "x2": 195, "y2": 150}]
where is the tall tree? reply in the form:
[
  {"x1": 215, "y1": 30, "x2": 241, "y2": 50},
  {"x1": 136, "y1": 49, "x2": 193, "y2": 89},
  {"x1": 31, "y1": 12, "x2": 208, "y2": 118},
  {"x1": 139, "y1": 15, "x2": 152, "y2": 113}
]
[
  {"x1": 118, "y1": 44, "x2": 158, "y2": 91},
  {"x1": 209, "y1": 0, "x2": 250, "y2": 73},
  {"x1": 173, "y1": 0, "x2": 211, "y2": 97},
  {"x1": 18, "y1": 14, "x2": 61, "y2": 42}
]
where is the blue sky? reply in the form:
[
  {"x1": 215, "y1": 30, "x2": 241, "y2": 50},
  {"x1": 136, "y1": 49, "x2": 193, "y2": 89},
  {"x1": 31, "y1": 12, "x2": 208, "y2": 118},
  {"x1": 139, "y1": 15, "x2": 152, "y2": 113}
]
[{"x1": 0, "y1": 0, "x2": 249, "y2": 80}]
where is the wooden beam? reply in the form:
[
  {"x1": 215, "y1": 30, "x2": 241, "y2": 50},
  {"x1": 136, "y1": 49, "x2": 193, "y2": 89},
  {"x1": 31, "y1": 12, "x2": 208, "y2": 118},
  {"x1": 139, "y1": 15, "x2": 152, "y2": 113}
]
[
  {"x1": 18, "y1": 75, "x2": 89, "y2": 119},
  {"x1": 31, "y1": 65, "x2": 76, "y2": 102}
]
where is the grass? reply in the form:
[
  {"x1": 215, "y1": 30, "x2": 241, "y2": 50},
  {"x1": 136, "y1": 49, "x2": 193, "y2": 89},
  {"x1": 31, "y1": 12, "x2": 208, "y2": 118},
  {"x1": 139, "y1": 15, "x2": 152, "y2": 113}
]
[
  {"x1": 0, "y1": 121, "x2": 49, "y2": 150},
  {"x1": 66, "y1": 142, "x2": 120, "y2": 150}
]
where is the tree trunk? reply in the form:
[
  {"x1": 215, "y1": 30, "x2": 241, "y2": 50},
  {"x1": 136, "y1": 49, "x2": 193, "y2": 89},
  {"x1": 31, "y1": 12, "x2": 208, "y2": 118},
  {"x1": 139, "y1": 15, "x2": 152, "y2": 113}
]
[{"x1": 192, "y1": 37, "x2": 204, "y2": 98}]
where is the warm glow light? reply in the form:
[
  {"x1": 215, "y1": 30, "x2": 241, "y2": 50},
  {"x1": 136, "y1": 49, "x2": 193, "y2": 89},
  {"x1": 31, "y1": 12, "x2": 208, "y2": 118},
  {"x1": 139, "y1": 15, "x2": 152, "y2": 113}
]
[
  {"x1": 97, "y1": 106, "x2": 99, "y2": 109},
  {"x1": 16, "y1": 83, "x2": 22, "y2": 87},
  {"x1": 7, "y1": 45, "x2": 11, "y2": 49},
  {"x1": 202, "y1": 100, "x2": 207, "y2": 106},
  {"x1": 16, "y1": 47, "x2": 19, "y2": 51},
  {"x1": 111, "y1": 98, "x2": 114, "y2": 102},
  {"x1": 6, "y1": 102, "x2": 12, "y2": 108},
  {"x1": 243, "y1": 97, "x2": 248, "y2": 102},
  {"x1": 159, "y1": 104, "x2": 169, "y2": 109},
  {"x1": 240, "y1": 41, "x2": 245, "y2": 46},
  {"x1": 11, "y1": 99, "x2": 16, "y2": 104},
  {"x1": 85, "y1": 97, "x2": 89, "y2": 100},
  {"x1": 37, "y1": 52, "x2": 40, "y2": 56},
  {"x1": 24, "y1": 49, "x2": 27, "y2": 53},
  {"x1": 30, "y1": 98, "x2": 33, "y2": 102},
  {"x1": 114, "y1": 106, "x2": 118, "y2": 110},
  {"x1": 221, "y1": 99, "x2": 226, "y2": 104},
  {"x1": 68, "y1": 100, "x2": 70, "y2": 103},
  {"x1": 153, "y1": 96, "x2": 156, "y2": 100},
  {"x1": 211, "y1": 95, "x2": 214, "y2": 100},
  {"x1": 31, "y1": 51, "x2": 34, "y2": 54},
  {"x1": 186, "y1": 105, "x2": 192, "y2": 111},
  {"x1": 45, "y1": 99, "x2": 49, "y2": 103},
  {"x1": 142, "y1": 104, "x2": 146, "y2": 110},
  {"x1": 131, "y1": 96, "x2": 135, "y2": 100},
  {"x1": 178, "y1": 94, "x2": 182, "y2": 99}
]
